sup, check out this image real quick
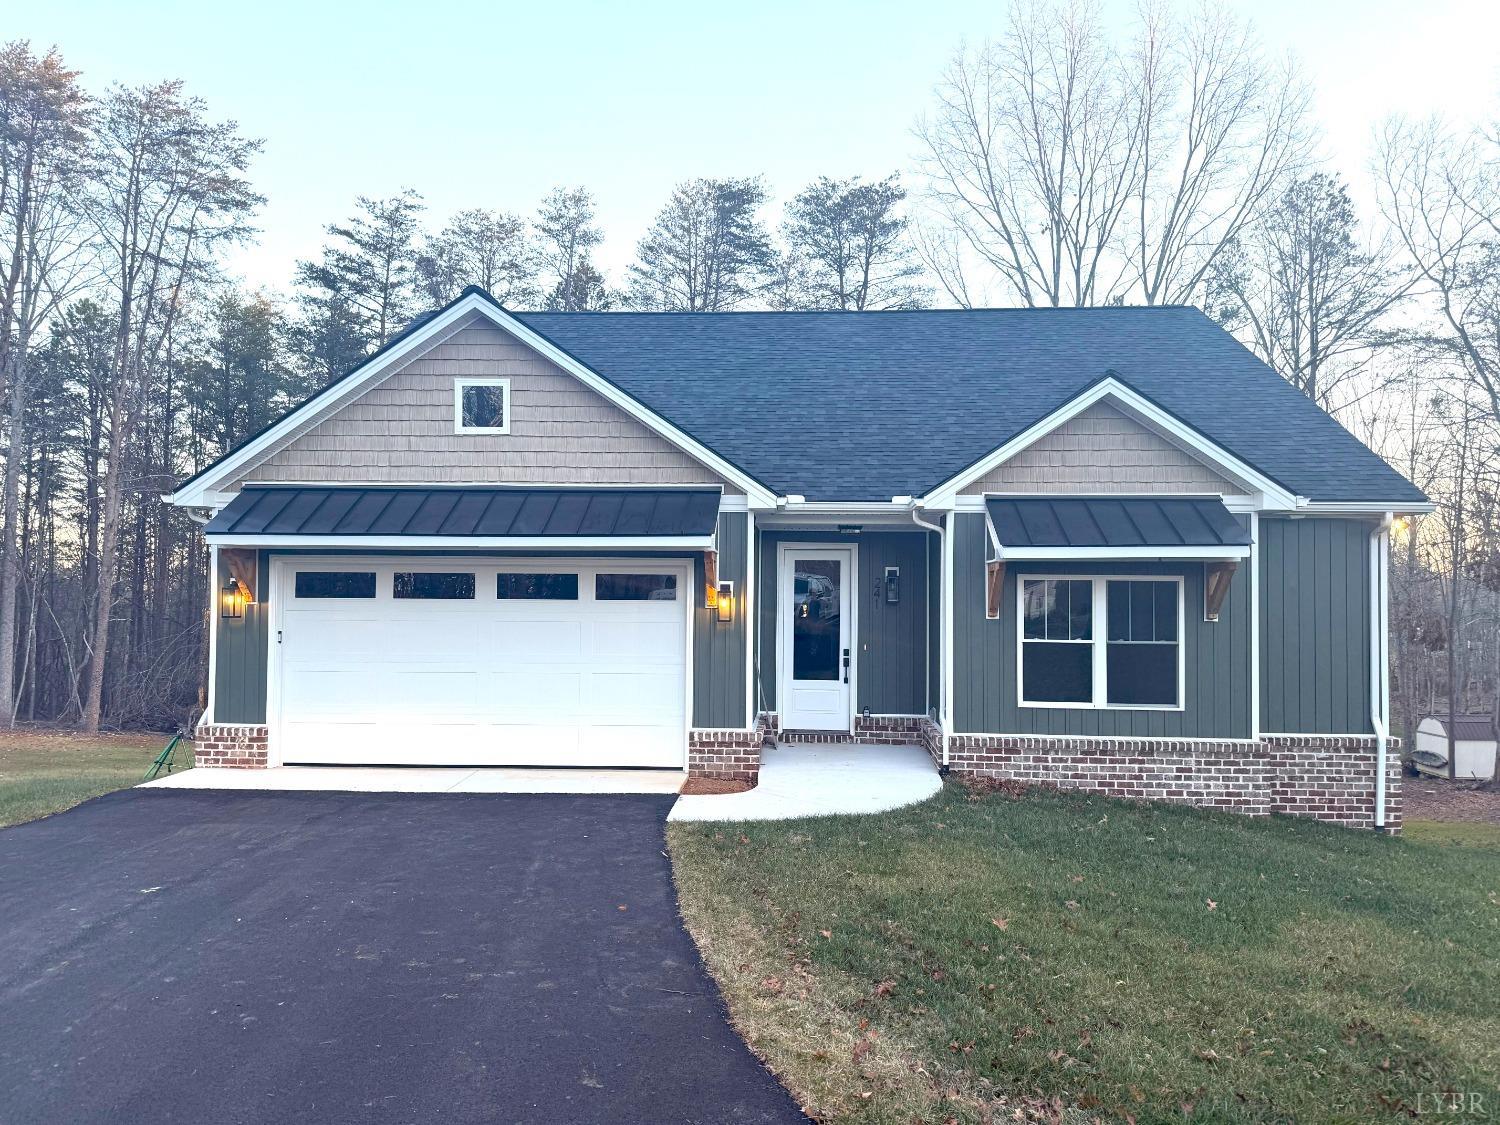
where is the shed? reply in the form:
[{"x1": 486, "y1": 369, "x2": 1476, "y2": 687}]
[{"x1": 1412, "y1": 715, "x2": 1497, "y2": 780}]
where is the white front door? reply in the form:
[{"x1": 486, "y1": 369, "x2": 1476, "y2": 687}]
[
  {"x1": 778, "y1": 547, "x2": 853, "y2": 731},
  {"x1": 270, "y1": 558, "x2": 689, "y2": 768}
]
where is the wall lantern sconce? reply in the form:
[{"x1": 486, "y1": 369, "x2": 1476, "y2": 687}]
[
  {"x1": 715, "y1": 580, "x2": 735, "y2": 624},
  {"x1": 883, "y1": 566, "x2": 900, "y2": 604},
  {"x1": 220, "y1": 575, "x2": 248, "y2": 620}
]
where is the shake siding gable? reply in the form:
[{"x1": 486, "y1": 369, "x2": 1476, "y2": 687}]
[
  {"x1": 959, "y1": 401, "x2": 1244, "y2": 495},
  {"x1": 237, "y1": 323, "x2": 740, "y2": 491}
]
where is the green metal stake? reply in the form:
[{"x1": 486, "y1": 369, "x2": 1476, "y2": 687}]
[{"x1": 144, "y1": 733, "x2": 190, "y2": 781}]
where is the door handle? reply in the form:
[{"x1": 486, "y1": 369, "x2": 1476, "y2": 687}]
[{"x1": 842, "y1": 648, "x2": 850, "y2": 684}]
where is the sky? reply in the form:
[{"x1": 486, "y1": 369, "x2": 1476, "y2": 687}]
[{"x1": 13, "y1": 0, "x2": 1500, "y2": 294}]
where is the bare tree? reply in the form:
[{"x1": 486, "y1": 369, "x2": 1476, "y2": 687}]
[
  {"x1": 917, "y1": 0, "x2": 1312, "y2": 306},
  {"x1": 78, "y1": 80, "x2": 260, "y2": 731},
  {"x1": 417, "y1": 207, "x2": 538, "y2": 307},
  {"x1": 1207, "y1": 173, "x2": 1408, "y2": 409},
  {"x1": 535, "y1": 186, "x2": 604, "y2": 311},
  {"x1": 1378, "y1": 116, "x2": 1500, "y2": 432},
  {"x1": 782, "y1": 174, "x2": 928, "y2": 310},
  {"x1": 0, "y1": 42, "x2": 91, "y2": 726},
  {"x1": 628, "y1": 177, "x2": 775, "y2": 311}
]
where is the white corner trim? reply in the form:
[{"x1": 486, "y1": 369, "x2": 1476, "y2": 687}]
[
  {"x1": 453, "y1": 376, "x2": 510, "y2": 434},
  {"x1": 921, "y1": 376, "x2": 1299, "y2": 511},
  {"x1": 168, "y1": 291, "x2": 777, "y2": 510}
]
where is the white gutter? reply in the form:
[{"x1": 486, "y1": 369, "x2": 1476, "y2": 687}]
[
  {"x1": 202, "y1": 534, "x2": 714, "y2": 550},
  {"x1": 1371, "y1": 513, "x2": 1393, "y2": 829},
  {"x1": 909, "y1": 501, "x2": 951, "y2": 767}
]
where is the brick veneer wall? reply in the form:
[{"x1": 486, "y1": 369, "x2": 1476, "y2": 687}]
[
  {"x1": 688, "y1": 714, "x2": 772, "y2": 781},
  {"x1": 1265, "y1": 735, "x2": 1403, "y2": 833},
  {"x1": 947, "y1": 733, "x2": 1401, "y2": 832},
  {"x1": 194, "y1": 724, "x2": 270, "y2": 768}
]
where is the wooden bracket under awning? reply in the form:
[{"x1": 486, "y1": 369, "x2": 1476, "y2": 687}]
[
  {"x1": 986, "y1": 558, "x2": 1005, "y2": 620},
  {"x1": 219, "y1": 547, "x2": 258, "y2": 601},
  {"x1": 703, "y1": 548, "x2": 718, "y2": 608},
  {"x1": 1204, "y1": 560, "x2": 1237, "y2": 622}
]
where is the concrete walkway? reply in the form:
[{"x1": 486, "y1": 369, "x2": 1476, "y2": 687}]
[
  {"x1": 669, "y1": 742, "x2": 941, "y2": 822},
  {"x1": 141, "y1": 765, "x2": 685, "y2": 796}
]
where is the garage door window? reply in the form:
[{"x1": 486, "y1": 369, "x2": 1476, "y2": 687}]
[
  {"x1": 595, "y1": 573, "x2": 677, "y2": 601},
  {"x1": 497, "y1": 573, "x2": 579, "y2": 600},
  {"x1": 294, "y1": 571, "x2": 376, "y2": 599},
  {"x1": 394, "y1": 572, "x2": 475, "y2": 600}
]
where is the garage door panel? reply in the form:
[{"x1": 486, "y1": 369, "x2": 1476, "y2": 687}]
[
  {"x1": 280, "y1": 670, "x2": 373, "y2": 715},
  {"x1": 585, "y1": 669, "x2": 683, "y2": 719},
  {"x1": 284, "y1": 613, "x2": 390, "y2": 660},
  {"x1": 382, "y1": 670, "x2": 489, "y2": 716},
  {"x1": 591, "y1": 619, "x2": 681, "y2": 662},
  {"x1": 275, "y1": 560, "x2": 687, "y2": 768},
  {"x1": 386, "y1": 617, "x2": 487, "y2": 661},
  {"x1": 488, "y1": 669, "x2": 582, "y2": 718},
  {"x1": 489, "y1": 618, "x2": 584, "y2": 660}
]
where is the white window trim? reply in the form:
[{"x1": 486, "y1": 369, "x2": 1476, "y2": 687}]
[
  {"x1": 1016, "y1": 574, "x2": 1186, "y2": 712},
  {"x1": 453, "y1": 376, "x2": 511, "y2": 435}
]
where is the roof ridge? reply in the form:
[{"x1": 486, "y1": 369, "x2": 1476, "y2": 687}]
[{"x1": 515, "y1": 305, "x2": 1204, "y2": 317}]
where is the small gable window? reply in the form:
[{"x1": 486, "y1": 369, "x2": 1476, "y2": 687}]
[{"x1": 455, "y1": 377, "x2": 510, "y2": 434}]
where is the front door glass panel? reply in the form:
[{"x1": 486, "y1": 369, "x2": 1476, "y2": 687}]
[{"x1": 791, "y1": 560, "x2": 841, "y2": 681}]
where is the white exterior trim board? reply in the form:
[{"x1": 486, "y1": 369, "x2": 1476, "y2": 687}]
[
  {"x1": 206, "y1": 534, "x2": 714, "y2": 550},
  {"x1": 996, "y1": 545, "x2": 1250, "y2": 561}
]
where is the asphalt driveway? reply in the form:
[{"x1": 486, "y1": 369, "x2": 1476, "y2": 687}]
[{"x1": 0, "y1": 790, "x2": 806, "y2": 1124}]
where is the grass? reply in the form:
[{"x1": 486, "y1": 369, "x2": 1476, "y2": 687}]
[
  {"x1": 1404, "y1": 819, "x2": 1500, "y2": 849},
  {"x1": 669, "y1": 784, "x2": 1500, "y2": 1124},
  {"x1": 0, "y1": 729, "x2": 181, "y2": 828}
]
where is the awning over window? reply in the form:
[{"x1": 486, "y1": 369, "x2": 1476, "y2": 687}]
[
  {"x1": 985, "y1": 496, "x2": 1250, "y2": 559},
  {"x1": 204, "y1": 486, "x2": 722, "y2": 547}
]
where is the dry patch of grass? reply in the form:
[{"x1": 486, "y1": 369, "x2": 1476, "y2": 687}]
[
  {"x1": 0, "y1": 728, "x2": 177, "y2": 828},
  {"x1": 669, "y1": 784, "x2": 1500, "y2": 1124}
]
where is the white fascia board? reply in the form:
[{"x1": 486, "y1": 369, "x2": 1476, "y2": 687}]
[
  {"x1": 169, "y1": 291, "x2": 777, "y2": 510},
  {"x1": 921, "y1": 377, "x2": 1299, "y2": 511},
  {"x1": 203, "y1": 534, "x2": 715, "y2": 551},
  {"x1": 996, "y1": 544, "x2": 1251, "y2": 561},
  {"x1": 1298, "y1": 500, "x2": 1436, "y2": 516}
]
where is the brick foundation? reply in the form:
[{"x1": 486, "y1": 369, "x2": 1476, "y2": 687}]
[
  {"x1": 947, "y1": 732, "x2": 1402, "y2": 832},
  {"x1": 193, "y1": 724, "x2": 270, "y2": 769},
  {"x1": 1266, "y1": 735, "x2": 1403, "y2": 833},
  {"x1": 688, "y1": 714, "x2": 772, "y2": 782}
]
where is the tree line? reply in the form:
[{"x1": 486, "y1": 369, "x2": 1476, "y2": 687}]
[{"x1": 1, "y1": 0, "x2": 1497, "y2": 751}]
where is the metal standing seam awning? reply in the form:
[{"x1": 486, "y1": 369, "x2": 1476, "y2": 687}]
[
  {"x1": 981, "y1": 496, "x2": 1252, "y2": 620},
  {"x1": 202, "y1": 485, "x2": 724, "y2": 549},
  {"x1": 984, "y1": 496, "x2": 1252, "y2": 560}
]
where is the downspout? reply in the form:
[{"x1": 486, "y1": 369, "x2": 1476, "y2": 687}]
[
  {"x1": 1371, "y1": 513, "x2": 1393, "y2": 829},
  {"x1": 910, "y1": 502, "x2": 950, "y2": 767}
]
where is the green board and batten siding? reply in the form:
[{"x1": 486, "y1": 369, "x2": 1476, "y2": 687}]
[
  {"x1": 1259, "y1": 516, "x2": 1373, "y2": 734},
  {"x1": 755, "y1": 530, "x2": 932, "y2": 716},
  {"x1": 693, "y1": 512, "x2": 748, "y2": 729},
  {"x1": 950, "y1": 512, "x2": 1253, "y2": 738},
  {"x1": 213, "y1": 550, "x2": 269, "y2": 724}
]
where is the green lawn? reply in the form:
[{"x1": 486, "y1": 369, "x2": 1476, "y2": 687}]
[
  {"x1": 1403, "y1": 819, "x2": 1500, "y2": 849},
  {"x1": 0, "y1": 730, "x2": 182, "y2": 828},
  {"x1": 669, "y1": 784, "x2": 1500, "y2": 1124}
]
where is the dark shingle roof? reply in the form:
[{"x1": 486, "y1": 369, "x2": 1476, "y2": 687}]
[
  {"x1": 513, "y1": 306, "x2": 1425, "y2": 505},
  {"x1": 1422, "y1": 715, "x2": 1497, "y2": 742},
  {"x1": 204, "y1": 486, "x2": 721, "y2": 538},
  {"x1": 987, "y1": 497, "x2": 1251, "y2": 548}
]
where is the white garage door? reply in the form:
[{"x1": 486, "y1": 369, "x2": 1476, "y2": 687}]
[{"x1": 271, "y1": 559, "x2": 689, "y2": 768}]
